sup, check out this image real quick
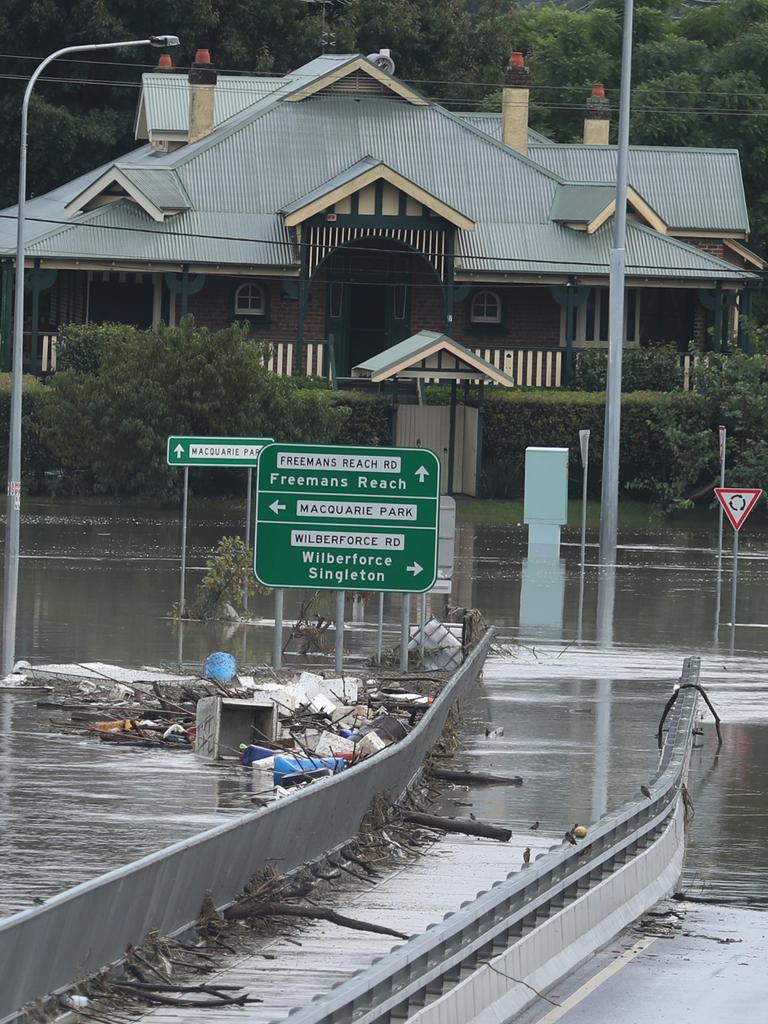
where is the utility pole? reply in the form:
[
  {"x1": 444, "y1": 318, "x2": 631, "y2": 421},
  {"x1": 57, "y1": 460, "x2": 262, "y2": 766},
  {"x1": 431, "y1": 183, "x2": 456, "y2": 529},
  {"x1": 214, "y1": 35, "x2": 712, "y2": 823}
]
[{"x1": 598, "y1": 0, "x2": 634, "y2": 567}]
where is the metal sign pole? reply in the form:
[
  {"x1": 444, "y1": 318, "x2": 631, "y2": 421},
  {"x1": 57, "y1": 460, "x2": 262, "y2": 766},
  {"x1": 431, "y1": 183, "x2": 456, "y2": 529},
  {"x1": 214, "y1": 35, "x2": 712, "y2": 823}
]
[
  {"x1": 419, "y1": 592, "x2": 427, "y2": 662},
  {"x1": 730, "y1": 527, "x2": 739, "y2": 633},
  {"x1": 273, "y1": 587, "x2": 284, "y2": 669},
  {"x1": 717, "y1": 425, "x2": 726, "y2": 564},
  {"x1": 179, "y1": 466, "x2": 189, "y2": 617},
  {"x1": 400, "y1": 593, "x2": 411, "y2": 672},
  {"x1": 244, "y1": 467, "x2": 253, "y2": 612},
  {"x1": 335, "y1": 590, "x2": 345, "y2": 673},
  {"x1": 377, "y1": 591, "x2": 384, "y2": 663},
  {"x1": 578, "y1": 430, "x2": 590, "y2": 643}
]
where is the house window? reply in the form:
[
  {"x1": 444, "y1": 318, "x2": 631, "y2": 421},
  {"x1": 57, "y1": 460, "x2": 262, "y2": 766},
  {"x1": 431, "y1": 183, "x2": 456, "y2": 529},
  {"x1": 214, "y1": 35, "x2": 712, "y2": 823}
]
[
  {"x1": 470, "y1": 290, "x2": 502, "y2": 324},
  {"x1": 329, "y1": 281, "x2": 344, "y2": 319},
  {"x1": 566, "y1": 287, "x2": 641, "y2": 345},
  {"x1": 234, "y1": 282, "x2": 266, "y2": 316}
]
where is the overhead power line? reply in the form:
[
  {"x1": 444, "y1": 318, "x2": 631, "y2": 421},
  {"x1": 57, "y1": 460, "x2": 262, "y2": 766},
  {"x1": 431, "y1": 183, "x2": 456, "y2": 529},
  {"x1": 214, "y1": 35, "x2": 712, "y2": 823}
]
[{"x1": 0, "y1": 211, "x2": 758, "y2": 278}]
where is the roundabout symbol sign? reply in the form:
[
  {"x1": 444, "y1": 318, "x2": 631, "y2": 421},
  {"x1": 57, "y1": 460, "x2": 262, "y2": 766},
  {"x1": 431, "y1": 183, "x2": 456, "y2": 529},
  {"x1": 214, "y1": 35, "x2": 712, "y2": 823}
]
[{"x1": 714, "y1": 487, "x2": 763, "y2": 532}]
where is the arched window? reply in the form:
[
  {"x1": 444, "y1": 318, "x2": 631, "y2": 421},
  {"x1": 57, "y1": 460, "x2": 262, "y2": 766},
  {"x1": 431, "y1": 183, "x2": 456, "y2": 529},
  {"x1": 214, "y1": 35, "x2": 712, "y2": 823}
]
[
  {"x1": 470, "y1": 290, "x2": 502, "y2": 324},
  {"x1": 234, "y1": 282, "x2": 266, "y2": 316}
]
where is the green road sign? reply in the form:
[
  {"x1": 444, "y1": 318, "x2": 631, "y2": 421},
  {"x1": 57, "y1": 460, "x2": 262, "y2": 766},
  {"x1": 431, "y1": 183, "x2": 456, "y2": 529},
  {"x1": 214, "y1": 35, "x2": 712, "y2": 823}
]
[
  {"x1": 254, "y1": 442, "x2": 441, "y2": 593},
  {"x1": 167, "y1": 436, "x2": 273, "y2": 467}
]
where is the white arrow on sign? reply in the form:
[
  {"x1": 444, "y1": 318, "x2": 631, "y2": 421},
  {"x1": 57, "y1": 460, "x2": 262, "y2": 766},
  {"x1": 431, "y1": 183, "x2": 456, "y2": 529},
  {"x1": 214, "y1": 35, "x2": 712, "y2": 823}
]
[
  {"x1": 406, "y1": 561, "x2": 423, "y2": 576},
  {"x1": 174, "y1": 444, "x2": 184, "y2": 459},
  {"x1": 269, "y1": 500, "x2": 286, "y2": 515},
  {"x1": 415, "y1": 465, "x2": 430, "y2": 483}
]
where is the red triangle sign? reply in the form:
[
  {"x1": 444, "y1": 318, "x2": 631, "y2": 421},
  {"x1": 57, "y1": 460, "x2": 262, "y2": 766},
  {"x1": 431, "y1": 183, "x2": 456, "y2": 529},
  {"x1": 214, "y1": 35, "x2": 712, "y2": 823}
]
[{"x1": 714, "y1": 487, "x2": 763, "y2": 531}]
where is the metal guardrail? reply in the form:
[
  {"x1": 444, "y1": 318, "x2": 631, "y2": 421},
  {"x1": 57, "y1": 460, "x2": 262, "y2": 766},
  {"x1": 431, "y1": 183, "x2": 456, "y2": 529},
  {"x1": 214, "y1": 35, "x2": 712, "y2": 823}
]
[
  {"x1": 285, "y1": 656, "x2": 701, "y2": 1024},
  {"x1": 0, "y1": 631, "x2": 494, "y2": 1024}
]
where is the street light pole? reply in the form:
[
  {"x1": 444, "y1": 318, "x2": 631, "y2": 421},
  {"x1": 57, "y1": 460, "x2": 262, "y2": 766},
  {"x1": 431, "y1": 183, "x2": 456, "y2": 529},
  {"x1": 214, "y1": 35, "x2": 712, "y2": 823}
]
[
  {"x1": 598, "y1": 0, "x2": 634, "y2": 568},
  {"x1": 1, "y1": 35, "x2": 179, "y2": 677}
]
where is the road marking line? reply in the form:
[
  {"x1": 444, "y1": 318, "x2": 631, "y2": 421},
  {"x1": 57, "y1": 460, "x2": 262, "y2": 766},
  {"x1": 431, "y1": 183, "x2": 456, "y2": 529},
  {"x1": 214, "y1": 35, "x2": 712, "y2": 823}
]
[{"x1": 533, "y1": 935, "x2": 657, "y2": 1024}]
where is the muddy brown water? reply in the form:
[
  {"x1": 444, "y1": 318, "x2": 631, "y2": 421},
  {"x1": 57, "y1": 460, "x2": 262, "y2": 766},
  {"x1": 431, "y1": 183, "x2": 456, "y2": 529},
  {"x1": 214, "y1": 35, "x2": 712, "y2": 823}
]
[{"x1": 1, "y1": 499, "x2": 766, "y2": 914}]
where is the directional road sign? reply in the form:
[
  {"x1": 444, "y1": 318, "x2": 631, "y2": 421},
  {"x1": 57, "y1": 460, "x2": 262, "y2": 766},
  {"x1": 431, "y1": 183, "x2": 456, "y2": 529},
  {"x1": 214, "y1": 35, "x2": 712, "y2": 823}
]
[
  {"x1": 167, "y1": 436, "x2": 273, "y2": 467},
  {"x1": 254, "y1": 442, "x2": 440, "y2": 592},
  {"x1": 715, "y1": 487, "x2": 763, "y2": 531}
]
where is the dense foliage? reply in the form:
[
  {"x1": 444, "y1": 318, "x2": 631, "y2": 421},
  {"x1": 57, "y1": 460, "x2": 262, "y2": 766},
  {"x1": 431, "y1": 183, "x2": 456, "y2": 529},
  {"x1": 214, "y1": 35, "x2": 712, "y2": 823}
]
[
  {"x1": 479, "y1": 387, "x2": 715, "y2": 511},
  {"x1": 573, "y1": 345, "x2": 683, "y2": 392},
  {"x1": 38, "y1": 318, "x2": 343, "y2": 496},
  {"x1": 4, "y1": 0, "x2": 768, "y2": 267}
]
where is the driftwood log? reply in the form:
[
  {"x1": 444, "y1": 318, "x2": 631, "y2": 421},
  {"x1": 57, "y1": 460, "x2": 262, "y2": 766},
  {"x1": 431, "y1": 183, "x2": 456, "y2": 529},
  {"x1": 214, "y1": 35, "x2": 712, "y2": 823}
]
[
  {"x1": 402, "y1": 811, "x2": 512, "y2": 842},
  {"x1": 430, "y1": 768, "x2": 523, "y2": 787},
  {"x1": 223, "y1": 901, "x2": 409, "y2": 939}
]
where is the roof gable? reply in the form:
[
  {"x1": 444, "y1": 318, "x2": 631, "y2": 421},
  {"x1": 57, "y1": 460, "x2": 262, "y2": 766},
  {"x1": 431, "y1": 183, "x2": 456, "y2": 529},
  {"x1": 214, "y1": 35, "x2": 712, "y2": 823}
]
[
  {"x1": 63, "y1": 166, "x2": 191, "y2": 222},
  {"x1": 280, "y1": 157, "x2": 475, "y2": 231},
  {"x1": 550, "y1": 182, "x2": 667, "y2": 234},
  {"x1": 353, "y1": 330, "x2": 516, "y2": 386},
  {"x1": 284, "y1": 55, "x2": 428, "y2": 106}
]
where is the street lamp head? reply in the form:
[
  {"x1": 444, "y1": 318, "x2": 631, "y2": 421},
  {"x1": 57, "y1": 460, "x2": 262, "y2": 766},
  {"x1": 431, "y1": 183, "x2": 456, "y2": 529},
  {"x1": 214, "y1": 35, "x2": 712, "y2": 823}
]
[{"x1": 150, "y1": 35, "x2": 180, "y2": 48}]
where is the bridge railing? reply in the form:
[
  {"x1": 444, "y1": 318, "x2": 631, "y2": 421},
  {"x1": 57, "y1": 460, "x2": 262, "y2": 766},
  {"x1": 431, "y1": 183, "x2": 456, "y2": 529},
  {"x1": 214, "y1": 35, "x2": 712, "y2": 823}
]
[{"x1": 285, "y1": 657, "x2": 701, "y2": 1024}]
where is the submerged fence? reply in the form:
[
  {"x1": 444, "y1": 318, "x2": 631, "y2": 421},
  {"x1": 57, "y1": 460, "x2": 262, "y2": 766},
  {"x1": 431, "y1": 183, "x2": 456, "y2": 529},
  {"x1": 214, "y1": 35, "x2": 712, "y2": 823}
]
[{"x1": 0, "y1": 631, "x2": 494, "y2": 1023}]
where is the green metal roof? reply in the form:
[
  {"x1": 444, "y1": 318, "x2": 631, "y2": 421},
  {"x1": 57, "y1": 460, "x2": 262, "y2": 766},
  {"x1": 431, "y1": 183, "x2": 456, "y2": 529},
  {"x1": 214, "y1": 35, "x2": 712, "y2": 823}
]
[
  {"x1": 0, "y1": 53, "x2": 757, "y2": 284},
  {"x1": 530, "y1": 143, "x2": 749, "y2": 234},
  {"x1": 353, "y1": 330, "x2": 517, "y2": 385},
  {"x1": 135, "y1": 73, "x2": 285, "y2": 138},
  {"x1": 456, "y1": 114, "x2": 550, "y2": 146},
  {"x1": 549, "y1": 183, "x2": 616, "y2": 224},
  {"x1": 458, "y1": 219, "x2": 750, "y2": 280},
  {"x1": 118, "y1": 167, "x2": 191, "y2": 210},
  {"x1": 279, "y1": 156, "x2": 380, "y2": 214}
]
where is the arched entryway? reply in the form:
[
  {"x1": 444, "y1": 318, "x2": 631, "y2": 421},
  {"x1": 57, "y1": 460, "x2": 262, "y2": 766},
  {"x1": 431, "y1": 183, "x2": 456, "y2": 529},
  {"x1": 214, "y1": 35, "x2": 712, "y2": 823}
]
[{"x1": 318, "y1": 239, "x2": 444, "y2": 377}]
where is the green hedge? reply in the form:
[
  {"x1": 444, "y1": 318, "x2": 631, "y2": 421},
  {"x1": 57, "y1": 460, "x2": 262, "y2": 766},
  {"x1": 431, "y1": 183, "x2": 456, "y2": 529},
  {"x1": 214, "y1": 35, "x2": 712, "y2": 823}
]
[
  {"x1": 573, "y1": 346, "x2": 684, "y2": 392},
  {"x1": 480, "y1": 388, "x2": 713, "y2": 511},
  {"x1": 0, "y1": 375, "x2": 59, "y2": 493}
]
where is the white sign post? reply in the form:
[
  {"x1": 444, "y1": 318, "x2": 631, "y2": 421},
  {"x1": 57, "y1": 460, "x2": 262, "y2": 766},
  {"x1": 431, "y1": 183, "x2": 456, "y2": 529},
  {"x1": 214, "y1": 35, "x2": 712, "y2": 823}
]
[{"x1": 714, "y1": 487, "x2": 763, "y2": 639}]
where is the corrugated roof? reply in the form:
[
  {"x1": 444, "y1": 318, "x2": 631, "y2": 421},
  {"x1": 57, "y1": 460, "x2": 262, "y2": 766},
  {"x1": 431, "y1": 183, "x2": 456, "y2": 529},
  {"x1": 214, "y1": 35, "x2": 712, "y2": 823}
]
[
  {"x1": 549, "y1": 183, "x2": 615, "y2": 224},
  {"x1": 137, "y1": 73, "x2": 285, "y2": 137},
  {"x1": 280, "y1": 157, "x2": 380, "y2": 214},
  {"x1": 456, "y1": 113, "x2": 550, "y2": 145},
  {"x1": 24, "y1": 201, "x2": 293, "y2": 266},
  {"x1": 119, "y1": 167, "x2": 191, "y2": 210},
  {"x1": 530, "y1": 143, "x2": 749, "y2": 233},
  {"x1": 353, "y1": 329, "x2": 516, "y2": 385},
  {"x1": 458, "y1": 219, "x2": 750, "y2": 280},
  {"x1": 1, "y1": 54, "x2": 756, "y2": 284}
]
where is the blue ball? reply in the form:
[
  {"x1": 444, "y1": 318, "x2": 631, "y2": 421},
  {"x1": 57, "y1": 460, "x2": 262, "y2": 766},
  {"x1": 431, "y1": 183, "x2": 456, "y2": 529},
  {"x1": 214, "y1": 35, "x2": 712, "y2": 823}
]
[{"x1": 203, "y1": 651, "x2": 237, "y2": 683}]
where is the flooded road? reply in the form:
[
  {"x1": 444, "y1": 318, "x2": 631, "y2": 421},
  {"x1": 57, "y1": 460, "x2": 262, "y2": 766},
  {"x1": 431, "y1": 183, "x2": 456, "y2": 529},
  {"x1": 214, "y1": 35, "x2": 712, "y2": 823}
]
[{"x1": 1, "y1": 499, "x2": 767, "y2": 914}]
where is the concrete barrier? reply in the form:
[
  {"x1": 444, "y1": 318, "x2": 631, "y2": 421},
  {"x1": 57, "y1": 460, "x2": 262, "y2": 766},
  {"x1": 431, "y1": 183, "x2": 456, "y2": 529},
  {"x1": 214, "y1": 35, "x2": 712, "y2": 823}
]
[{"x1": 0, "y1": 630, "x2": 494, "y2": 1023}]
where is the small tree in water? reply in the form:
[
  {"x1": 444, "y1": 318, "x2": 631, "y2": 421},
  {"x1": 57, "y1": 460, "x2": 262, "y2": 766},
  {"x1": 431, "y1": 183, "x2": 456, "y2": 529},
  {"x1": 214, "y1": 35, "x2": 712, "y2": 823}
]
[{"x1": 188, "y1": 536, "x2": 266, "y2": 620}]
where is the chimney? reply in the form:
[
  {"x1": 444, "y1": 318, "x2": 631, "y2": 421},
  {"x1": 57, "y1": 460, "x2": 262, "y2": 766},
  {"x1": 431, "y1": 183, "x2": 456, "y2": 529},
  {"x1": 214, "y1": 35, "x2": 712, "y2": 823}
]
[
  {"x1": 502, "y1": 52, "x2": 531, "y2": 157},
  {"x1": 155, "y1": 53, "x2": 173, "y2": 72},
  {"x1": 583, "y1": 83, "x2": 610, "y2": 145},
  {"x1": 188, "y1": 49, "x2": 217, "y2": 145}
]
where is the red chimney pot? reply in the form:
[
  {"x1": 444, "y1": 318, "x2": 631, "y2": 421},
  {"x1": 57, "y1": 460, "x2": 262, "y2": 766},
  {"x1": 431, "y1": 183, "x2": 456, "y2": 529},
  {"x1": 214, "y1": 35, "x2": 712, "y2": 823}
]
[
  {"x1": 592, "y1": 83, "x2": 606, "y2": 98},
  {"x1": 157, "y1": 54, "x2": 173, "y2": 70},
  {"x1": 195, "y1": 49, "x2": 211, "y2": 65},
  {"x1": 509, "y1": 52, "x2": 525, "y2": 68}
]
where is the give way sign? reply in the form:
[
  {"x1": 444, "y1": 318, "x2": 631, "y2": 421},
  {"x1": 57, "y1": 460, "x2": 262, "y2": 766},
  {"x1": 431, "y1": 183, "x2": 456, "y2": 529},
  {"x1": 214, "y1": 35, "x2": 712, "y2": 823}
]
[{"x1": 714, "y1": 487, "x2": 763, "y2": 531}]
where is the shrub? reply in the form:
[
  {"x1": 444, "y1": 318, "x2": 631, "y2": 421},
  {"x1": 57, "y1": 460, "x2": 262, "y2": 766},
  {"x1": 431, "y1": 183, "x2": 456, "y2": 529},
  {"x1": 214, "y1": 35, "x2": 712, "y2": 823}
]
[
  {"x1": 325, "y1": 391, "x2": 392, "y2": 446},
  {"x1": 38, "y1": 317, "x2": 344, "y2": 497},
  {"x1": 480, "y1": 388, "x2": 712, "y2": 512},
  {"x1": 573, "y1": 345, "x2": 684, "y2": 392},
  {"x1": 0, "y1": 374, "x2": 60, "y2": 492}
]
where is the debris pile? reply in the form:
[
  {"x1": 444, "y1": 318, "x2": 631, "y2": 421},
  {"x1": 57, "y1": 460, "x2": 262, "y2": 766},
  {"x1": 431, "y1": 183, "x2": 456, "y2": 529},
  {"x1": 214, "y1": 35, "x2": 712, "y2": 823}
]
[{"x1": 35, "y1": 659, "x2": 449, "y2": 802}]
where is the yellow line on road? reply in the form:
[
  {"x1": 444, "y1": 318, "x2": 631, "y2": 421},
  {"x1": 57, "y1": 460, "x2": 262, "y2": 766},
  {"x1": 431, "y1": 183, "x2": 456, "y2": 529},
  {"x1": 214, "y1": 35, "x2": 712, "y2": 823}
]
[{"x1": 534, "y1": 935, "x2": 657, "y2": 1024}]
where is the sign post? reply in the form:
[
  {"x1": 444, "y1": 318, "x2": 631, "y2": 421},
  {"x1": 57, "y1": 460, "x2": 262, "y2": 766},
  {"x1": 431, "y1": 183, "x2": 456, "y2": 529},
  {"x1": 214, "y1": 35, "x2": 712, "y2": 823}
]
[
  {"x1": 254, "y1": 442, "x2": 440, "y2": 672},
  {"x1": 716, "y1": 426, "x2": 727, "y2": 562},
  {"x1": 578, "y1": 429, "x2": 590, "y2": 643},
  {"x1": 714, "y1": 487, "x2": 763, "y2": 640},
  {"x1": 253, "y1": 443, "x2": 440, "y2": 592},
  {"x1": 166, "y1": 436, "x2": 272, "y2": 628}
]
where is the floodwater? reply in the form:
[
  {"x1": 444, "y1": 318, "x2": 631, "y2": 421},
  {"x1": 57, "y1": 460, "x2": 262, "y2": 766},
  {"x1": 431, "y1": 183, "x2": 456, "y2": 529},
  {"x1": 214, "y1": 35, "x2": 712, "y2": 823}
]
[{"x1": 0, "y1": 499, "x2": 766, "y2": 915}]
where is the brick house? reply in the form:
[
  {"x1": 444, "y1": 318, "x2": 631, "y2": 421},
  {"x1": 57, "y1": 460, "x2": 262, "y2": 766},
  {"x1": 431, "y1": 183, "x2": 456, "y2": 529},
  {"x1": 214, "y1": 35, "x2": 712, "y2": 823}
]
[{"x1": 0, "y1": 50, "x2": 761, "y2": 382}]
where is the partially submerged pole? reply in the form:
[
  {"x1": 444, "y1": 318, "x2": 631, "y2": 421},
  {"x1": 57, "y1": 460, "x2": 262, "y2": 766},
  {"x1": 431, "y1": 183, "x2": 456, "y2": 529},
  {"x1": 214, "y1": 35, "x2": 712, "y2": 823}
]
[{"x1": 598, "y1": 0, "x2": 634, "y2": 568}]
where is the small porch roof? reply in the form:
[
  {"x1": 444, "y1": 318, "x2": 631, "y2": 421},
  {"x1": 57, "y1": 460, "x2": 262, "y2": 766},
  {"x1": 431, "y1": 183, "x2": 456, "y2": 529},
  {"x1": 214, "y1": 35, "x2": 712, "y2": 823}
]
[{"x1": 352, "y1": 330, "x2": 516, "y2": 386}]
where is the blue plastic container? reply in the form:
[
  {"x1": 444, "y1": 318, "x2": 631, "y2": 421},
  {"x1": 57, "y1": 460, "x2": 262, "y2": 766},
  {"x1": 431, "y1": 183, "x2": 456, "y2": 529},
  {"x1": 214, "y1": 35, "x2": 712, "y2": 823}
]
[
  {"x1": 273, "y1": 754, "x2": 346, "y2": 786},
  {"x1": 203, "y1": 651, "x2": 236, "y2": 683}
]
